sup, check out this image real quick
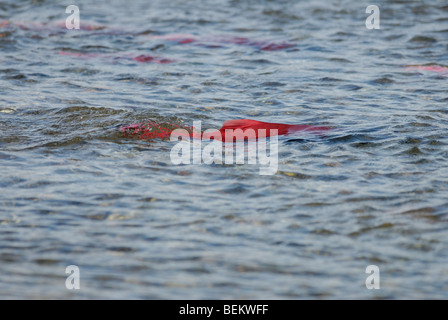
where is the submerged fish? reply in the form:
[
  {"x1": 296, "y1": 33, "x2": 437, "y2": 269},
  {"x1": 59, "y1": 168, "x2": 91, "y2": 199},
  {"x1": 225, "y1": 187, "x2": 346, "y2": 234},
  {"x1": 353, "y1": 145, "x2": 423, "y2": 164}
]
[
  {"x1": 120, "y1": 119, "x2": 332, "y2": 142},
  {"x1": 405, "y1": 64, "x2": 448, "y2": 73},
  {"x1": 2, "y1": 20, "x2": 296, "y2": 50},
  {"x1": 2, "y1": 20, "x2": 296, "y2": 51},
  {"x1": 149, "y1": 34, "x2": 297, "y2": 51},
  {"x1": 0, "y1": 19, "x2": 115, "y2": 33},
  {"x1": 58, "y1": 50, "x2": 174, "y2": 64}
]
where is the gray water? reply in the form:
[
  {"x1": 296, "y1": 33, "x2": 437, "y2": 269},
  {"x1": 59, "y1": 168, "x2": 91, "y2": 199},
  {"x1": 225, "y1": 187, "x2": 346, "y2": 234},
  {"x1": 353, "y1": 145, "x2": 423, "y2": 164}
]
[{"x1": 1, "y1": 0, "x2": 447, "y2": 299}]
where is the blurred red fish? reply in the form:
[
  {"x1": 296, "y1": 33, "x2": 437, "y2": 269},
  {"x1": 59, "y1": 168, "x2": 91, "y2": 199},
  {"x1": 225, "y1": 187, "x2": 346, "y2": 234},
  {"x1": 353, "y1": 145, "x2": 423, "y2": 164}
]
[
  {"x1": 405, "y1": 64, "x2": 448, "y2": 73},
  {"x1": 2, "y1": 20, "x2": 297, "y2": 51},
  {"x1": 0, "y1": 19, "x2": 109, "y2": 32},
  {"x1": 58, "y1": 50, "x2": 174, "y2": 64},
  {"x1": 150, "y1": 34, "x2": 297, "y2": 51}
]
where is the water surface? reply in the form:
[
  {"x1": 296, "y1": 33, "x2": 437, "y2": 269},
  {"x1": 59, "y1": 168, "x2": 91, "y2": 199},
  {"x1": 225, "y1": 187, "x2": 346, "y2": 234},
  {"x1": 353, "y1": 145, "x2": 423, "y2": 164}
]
[{"x1": 0, "y1": 0, "x2": 447, "y2": 299}]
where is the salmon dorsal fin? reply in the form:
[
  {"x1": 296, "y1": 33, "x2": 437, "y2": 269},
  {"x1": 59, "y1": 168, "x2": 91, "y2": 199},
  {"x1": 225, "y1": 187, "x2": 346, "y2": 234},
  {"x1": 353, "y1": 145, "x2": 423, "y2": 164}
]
[
  {"x1": 220, "y1": 119, "x2": 295, "y2": 136},
  {"x1": 220, "y1": 119, "x2": 266, "y2": 130}
]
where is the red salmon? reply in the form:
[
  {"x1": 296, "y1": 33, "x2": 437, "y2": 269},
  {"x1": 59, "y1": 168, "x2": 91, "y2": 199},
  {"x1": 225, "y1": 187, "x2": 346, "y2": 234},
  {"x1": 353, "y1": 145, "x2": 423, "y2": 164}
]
[{"x1": 121, "y1": 119, "x2": 332, "y2": 142}]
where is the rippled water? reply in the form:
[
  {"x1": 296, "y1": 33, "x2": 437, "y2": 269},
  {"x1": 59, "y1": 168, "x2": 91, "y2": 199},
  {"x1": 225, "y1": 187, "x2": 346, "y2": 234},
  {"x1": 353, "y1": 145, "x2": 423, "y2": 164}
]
[{"x1": 1, "y1": 0, "x2": 447, "y2": 299}]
